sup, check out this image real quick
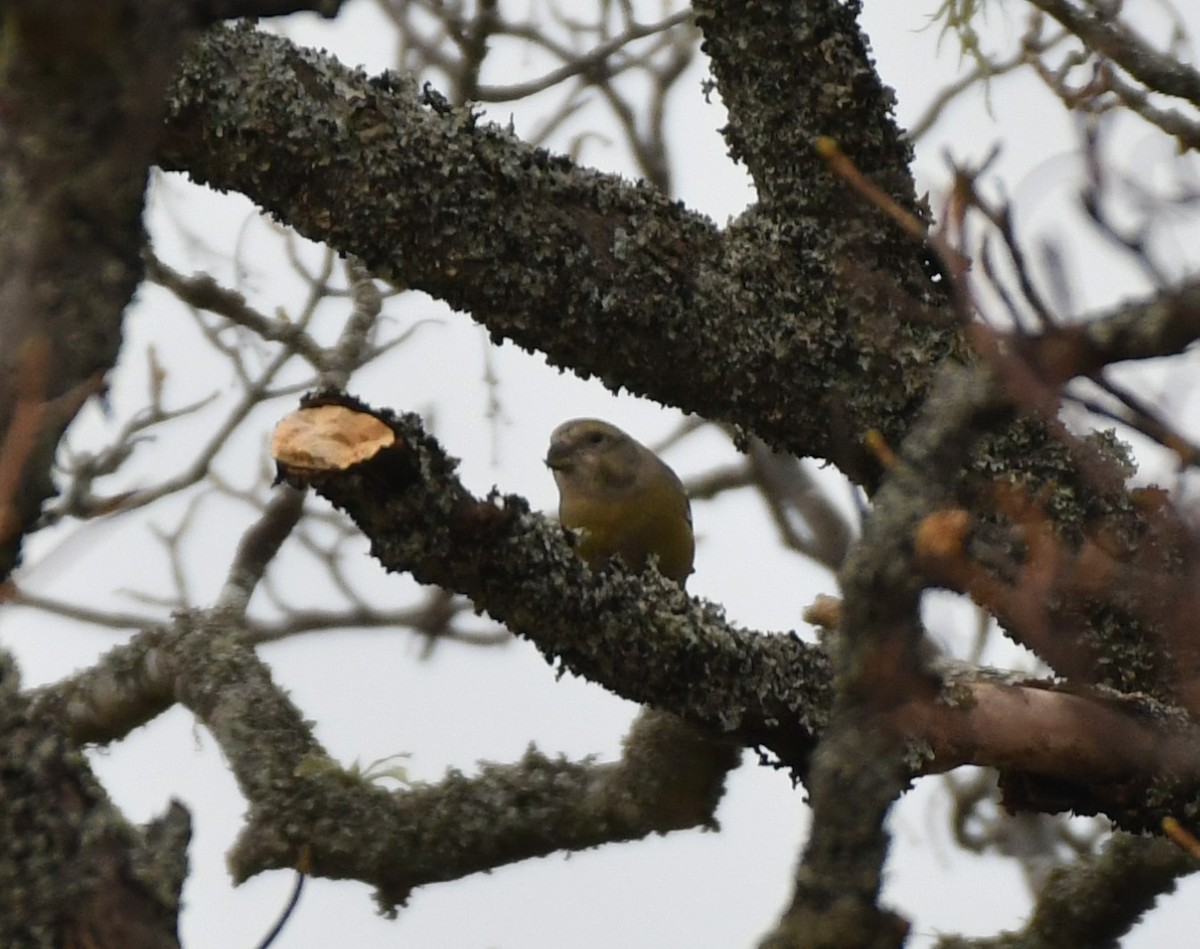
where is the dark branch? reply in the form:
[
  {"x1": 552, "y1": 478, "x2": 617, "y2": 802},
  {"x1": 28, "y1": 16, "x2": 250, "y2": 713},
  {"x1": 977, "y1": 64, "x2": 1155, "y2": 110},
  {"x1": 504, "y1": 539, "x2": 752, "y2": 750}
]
[{"x1": 158, "y1": 22, "x2": 960, "y2": 484}]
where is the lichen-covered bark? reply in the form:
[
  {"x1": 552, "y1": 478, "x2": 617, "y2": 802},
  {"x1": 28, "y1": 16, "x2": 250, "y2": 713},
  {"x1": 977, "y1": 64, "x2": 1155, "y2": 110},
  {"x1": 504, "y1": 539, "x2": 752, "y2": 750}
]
[
  {"x1": 696, "y1": 0, "x2": 973, "y2": 473},
  {"x1": 0, "y1": 652, "x2": 189, "y2": 948},
  {"x1": 32, "y1": 610, "x2": 741, "y2": 912},
  {"x1": 260, "y1": 395, "x2": 1200, "y2": 829},
  {"x1": 271, "y1": 396, "x2": 833, "y2": 767},
  {"x1": 159, "y1": 21, "x2": 964, "y2": 485}
]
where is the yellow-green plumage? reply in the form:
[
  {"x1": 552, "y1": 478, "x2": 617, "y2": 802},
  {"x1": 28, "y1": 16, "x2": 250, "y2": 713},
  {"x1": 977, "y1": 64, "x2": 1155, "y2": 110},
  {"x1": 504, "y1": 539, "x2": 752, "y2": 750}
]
[{"x1": 545, "y1": 419, "x2": 694, "y2": 586}]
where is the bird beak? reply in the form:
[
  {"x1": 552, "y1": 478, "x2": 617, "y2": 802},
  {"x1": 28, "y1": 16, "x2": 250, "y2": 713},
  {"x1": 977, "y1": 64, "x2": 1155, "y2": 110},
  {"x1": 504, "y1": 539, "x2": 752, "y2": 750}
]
[{"x1": 545, "y1": 442, "x2": 570, "y2": 471}]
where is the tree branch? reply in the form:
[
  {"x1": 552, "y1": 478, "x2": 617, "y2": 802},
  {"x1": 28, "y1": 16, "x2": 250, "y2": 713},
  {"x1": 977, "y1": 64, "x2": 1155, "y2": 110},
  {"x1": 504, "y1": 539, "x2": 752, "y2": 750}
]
[
  {"x1": 1025, "y1": 0, "x2": 1200, "y2": 106},
  {"x1": 158, "y1": 22, "x2": 961, "y2": 484},
  {"x1": 265, "y1": 393, "x2": 1200, "y2": 829}
]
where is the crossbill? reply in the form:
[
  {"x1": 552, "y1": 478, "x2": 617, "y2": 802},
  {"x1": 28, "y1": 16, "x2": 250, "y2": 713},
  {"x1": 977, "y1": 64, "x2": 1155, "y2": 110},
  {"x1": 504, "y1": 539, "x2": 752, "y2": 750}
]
[{"x1": 545, "y1": 418, "x2": 694, "y2": 586}]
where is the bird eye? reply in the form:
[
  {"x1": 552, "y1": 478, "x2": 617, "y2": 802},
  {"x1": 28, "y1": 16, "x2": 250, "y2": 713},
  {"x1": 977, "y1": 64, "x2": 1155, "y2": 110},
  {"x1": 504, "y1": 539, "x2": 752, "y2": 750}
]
[{"x1": 586, "y1": 431, "x2": 605, "y2": 445}]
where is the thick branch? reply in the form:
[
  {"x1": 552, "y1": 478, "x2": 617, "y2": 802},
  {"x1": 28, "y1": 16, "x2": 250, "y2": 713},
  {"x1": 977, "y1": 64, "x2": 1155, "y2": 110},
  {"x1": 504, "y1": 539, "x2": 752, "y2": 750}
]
[
  {"x1": 274, "y1": 394, "x2": 834, "y2": 769},
  {"x1": 159, "y1": 23, "x2": 961, "y2": 484},
  {"x1": 264, "y1": 393, "x2": 1200, "y2": 830},
  {"x1": 33, "y1": 613, "x2": 738, "y2": 911},
  {"x1": 231, "y1": 707, "x2": 740, "y2": 909},
  {"x1": 0, "y1": 650, "x2": 189, "y2": 947},
  {"x1": 693, "y1": 0, "x2": 920, "y2": 237}
]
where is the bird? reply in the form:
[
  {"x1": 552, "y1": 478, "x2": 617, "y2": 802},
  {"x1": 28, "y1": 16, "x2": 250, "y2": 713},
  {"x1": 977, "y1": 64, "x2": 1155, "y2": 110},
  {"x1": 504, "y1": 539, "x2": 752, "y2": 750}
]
[{"x1": 545, "y1": 418, "x2": 694, "y2": 586}]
